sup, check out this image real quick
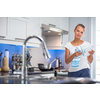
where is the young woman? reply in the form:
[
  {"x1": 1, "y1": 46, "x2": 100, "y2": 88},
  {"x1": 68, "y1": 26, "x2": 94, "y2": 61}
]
[{"x1": 65, "y1": 24, "x2": 95, "y2": 78}]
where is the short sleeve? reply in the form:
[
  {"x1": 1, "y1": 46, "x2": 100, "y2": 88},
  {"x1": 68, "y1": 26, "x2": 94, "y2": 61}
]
[
  {"x1": 65, "y1": 42, "x2": 70, "y2": 50},
  {"x1": 85, "y1": 41, "x2": 91, "y2": 45}
]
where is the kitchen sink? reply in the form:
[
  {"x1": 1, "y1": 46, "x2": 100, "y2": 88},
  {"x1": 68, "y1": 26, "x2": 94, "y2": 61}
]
[
  {"x1": 0, "y1": 74, "x2": 20, "y2": 78},
  {"x1": 0, "y1": 73, "x2": 99, "y2": 84},
  {"x1": 27, "y1": 73, "x2": 68, "y2": 84}
]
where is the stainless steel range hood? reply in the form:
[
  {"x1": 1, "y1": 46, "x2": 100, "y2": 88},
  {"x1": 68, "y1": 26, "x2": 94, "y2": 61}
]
[{"x1": 41, "y1": 24, "x2": 68, "y2": 36}]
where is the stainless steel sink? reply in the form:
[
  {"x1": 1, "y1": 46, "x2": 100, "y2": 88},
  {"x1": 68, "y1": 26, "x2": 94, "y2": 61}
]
[
  {"x1": 26, "y1": 75, "x2": 47, "y2": 80},
  {"x1": 0, "y1": 75, "x2": 20, "y2": 78},
  {"x1": 0, "y1": 73, "x2": 68, "y2": 84}
]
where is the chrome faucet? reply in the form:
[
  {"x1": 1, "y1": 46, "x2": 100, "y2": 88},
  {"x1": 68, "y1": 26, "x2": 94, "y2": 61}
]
[{"x1": 22, "y1": 35, "x2": 51, "y2": 83}]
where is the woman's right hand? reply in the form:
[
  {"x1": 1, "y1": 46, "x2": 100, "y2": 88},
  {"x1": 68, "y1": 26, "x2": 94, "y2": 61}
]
[{"x1": 74, "y1": 51, "x2": 82, "y2": 57}]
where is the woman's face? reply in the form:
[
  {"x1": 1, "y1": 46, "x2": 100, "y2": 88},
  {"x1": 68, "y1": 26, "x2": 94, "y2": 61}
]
[{"x1": 74, "y1": 26, "x2": 85, "y2": 39}]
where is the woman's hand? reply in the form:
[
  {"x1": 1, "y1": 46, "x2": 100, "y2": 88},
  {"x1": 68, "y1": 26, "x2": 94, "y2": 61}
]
[
  {"x1": 88, "y1": 50, "x2": 95, "y2": 56},
  {"x1": 74, "y1": 51, "x2": 82, "y2": 57},
  {"x1": 87, "y1": 50, "x2": 95, "y2": 63}
]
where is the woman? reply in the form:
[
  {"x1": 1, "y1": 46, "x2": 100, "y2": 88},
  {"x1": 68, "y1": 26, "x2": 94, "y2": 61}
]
[{"x1": 65, "y1": 24, "x2": 95, "y2": 78}]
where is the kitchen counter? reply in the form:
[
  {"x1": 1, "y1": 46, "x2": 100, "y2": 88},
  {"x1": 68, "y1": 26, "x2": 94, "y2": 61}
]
[{"x1": 0, "y1": 71, "x2": 100, "y2": 84}]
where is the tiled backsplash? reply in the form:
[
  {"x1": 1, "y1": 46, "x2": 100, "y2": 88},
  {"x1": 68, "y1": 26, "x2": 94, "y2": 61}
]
[{"x1": 0, "y1": 43, "x2": 67, "y2": 69}]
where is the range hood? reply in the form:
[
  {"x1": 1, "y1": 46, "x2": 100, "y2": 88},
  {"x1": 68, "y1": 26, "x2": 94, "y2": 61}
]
[{"x1": 41, "y1": 24, "x2": 68, "y2": 36}]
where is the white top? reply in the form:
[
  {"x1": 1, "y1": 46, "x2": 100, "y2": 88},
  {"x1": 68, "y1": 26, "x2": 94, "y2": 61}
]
[{"x1": 65, "y1": 41, "x2": 90, "y2": 72}]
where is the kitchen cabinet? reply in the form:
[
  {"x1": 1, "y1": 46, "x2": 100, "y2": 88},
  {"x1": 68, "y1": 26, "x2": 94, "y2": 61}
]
[
  {"x1": 9, "y1": 17, "x2": 29, "y2": 40},
  {"x1": 27, "y1": 17, "x2": 41, "y2": 45},
  {"x1": 0, "y1": 17, "x2": 8, "y2": 39},
  {"x1": 40, "y1": 17, "x2": 69, "y2": 31},
  {"x1": 41, "y1": 17, "x2": 69, "y2": 50},
  {"x1": 59, "y1": 17, "x2": 69, "y2": 31},
  {"x1": 0, "y1": 17, "x2": 41, "y2": 47},
  {"x1": 0, "y1": 17, "x2": 69, "y2": 48},
  {"x1": 40, "y1": 17, "x2": 60, "y2": 28}
]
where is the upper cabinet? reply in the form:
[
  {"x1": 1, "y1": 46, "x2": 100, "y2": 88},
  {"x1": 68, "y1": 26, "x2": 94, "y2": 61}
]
[
  {"x1": 0, "y1": 17, "x2": 69, "y2": 49},
  {"x1": 27, "y1": 17, "x2": 41, "y2": 44},
  {"x1": 0, "y1": 17, "x2": 8, "y2": 39},
  {"x1": 59, "y1": 17, "x2": 69, "y2": 31},
  {"x1": 40, "y1": 17, "x2": 60, "y2": 28},
  {"x1": 40, "y1": 17, "x2": 69, "y2": 31},
  {"x1": 0, "y1": 17, "x2": 41, "y2": 47},
  {"x1": 9, "y1": 17, "x2": 29, "y2": 40},
  {"x1": 41, "y1": 17, "x2": 69, "y2": 50}
]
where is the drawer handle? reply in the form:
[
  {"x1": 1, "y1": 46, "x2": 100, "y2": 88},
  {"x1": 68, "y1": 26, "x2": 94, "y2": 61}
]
[
  {"x1": 0, "y1": 36, "x2": 6, "y2": 38},
  {"x1": 15, "y1": 38, "x2": 25, "y2": 41}
]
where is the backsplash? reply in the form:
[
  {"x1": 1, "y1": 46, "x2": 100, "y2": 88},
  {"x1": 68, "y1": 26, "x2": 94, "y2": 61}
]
[
  {"x1": 30, "y1": 47, "x2": 67, "y2": 68},
  {"x1": 0, "y1": 43, "x2": 68, "y2": 69},
  {"x1": 0, "y1": 43, "x2": 23, "y2": 69}
]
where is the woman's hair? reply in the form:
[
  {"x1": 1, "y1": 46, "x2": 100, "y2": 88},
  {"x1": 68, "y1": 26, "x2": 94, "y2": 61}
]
[{"x1": 74, "y1": 24, "x2": 85, "y2": 30}]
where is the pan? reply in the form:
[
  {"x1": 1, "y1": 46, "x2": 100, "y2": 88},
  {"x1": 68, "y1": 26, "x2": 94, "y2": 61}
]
[{"x1": 38, "y1": 58, "x2": 58, "y2": 71}]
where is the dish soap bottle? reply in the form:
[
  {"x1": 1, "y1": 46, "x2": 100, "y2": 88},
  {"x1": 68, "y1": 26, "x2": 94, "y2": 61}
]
[{"x1": 2, "y1": 56, "x2": 10, "y2": 72}]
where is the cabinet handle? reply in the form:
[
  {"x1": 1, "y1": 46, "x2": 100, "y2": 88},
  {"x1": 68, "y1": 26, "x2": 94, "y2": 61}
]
[
  {"x1": 0, "y1": 36, "x2": 6, "y2": 38},
  {"x1": 61, "y1": 34, "x2": 63, "y2": 44},
  {"x1": 49, "y1": 24, "x2": 56, "y2": 27},
  {"x1": 15, "y1": 38, "x2": 25, "y2": 41}
]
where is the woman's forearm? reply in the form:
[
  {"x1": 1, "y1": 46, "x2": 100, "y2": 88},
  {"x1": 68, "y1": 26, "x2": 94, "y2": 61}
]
[
  {"x1": 88, "y1": 55, "x2": 93, "y2": 63},
  {"x1": 65, "y1": 53, "x2": 76, "y2": 64}
]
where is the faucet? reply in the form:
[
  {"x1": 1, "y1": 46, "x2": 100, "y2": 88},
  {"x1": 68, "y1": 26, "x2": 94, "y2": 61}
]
[{"x1": 22, "y1": 35, "x2": 51, "y2": 83}]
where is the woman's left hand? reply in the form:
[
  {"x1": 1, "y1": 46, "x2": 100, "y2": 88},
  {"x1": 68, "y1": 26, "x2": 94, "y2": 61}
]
[{"x1": 88, "y1": 50, "x2": 95, "y2": 56}]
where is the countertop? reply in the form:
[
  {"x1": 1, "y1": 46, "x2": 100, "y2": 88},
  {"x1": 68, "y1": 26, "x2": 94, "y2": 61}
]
[{"x1": 0, "y1": 70, "x2": 100, "y2": 84}]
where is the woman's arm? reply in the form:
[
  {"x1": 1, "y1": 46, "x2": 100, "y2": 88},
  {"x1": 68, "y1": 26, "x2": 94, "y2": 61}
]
[
  {"x1": 87, "y1": 50, "x2": 95, "y2": 63},
  {"x1": 65, "y1": 48, "x2": 82, "y2": 64}
]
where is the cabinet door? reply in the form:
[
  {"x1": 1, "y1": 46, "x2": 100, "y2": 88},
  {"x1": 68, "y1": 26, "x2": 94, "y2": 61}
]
[
  {"x1": 27, "y1": 17, "x2": 41, "y2": 44},
  {"x1": 9, "y1": 17, "x2": 29, "y2": 40},
  {"x1": 40, "y1": 17, "x2": 60, "y2": 28},
  {"x1": 59, "y1": 17, "x2": 69, "y2": 31},
  {"x1": 0, "y1": 17, "x2": 8, "y2": 38}
]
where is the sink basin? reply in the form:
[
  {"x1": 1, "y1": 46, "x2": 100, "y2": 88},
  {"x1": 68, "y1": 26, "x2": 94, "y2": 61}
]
[
  {"x1": 26, "y1": 75, "x2": 47, "y2": 80},
  {"x1": 0, "y1": 72, "x2": 68, "y2": 84}
]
